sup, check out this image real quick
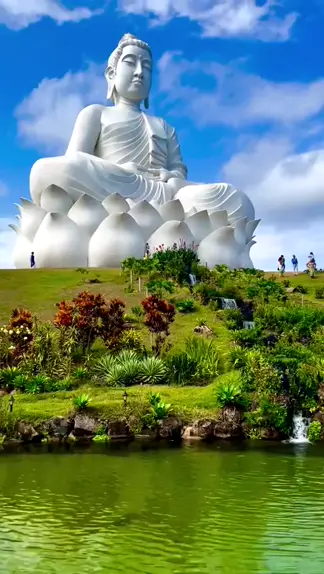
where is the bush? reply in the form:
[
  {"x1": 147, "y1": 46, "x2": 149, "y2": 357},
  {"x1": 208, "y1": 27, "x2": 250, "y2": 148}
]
[
  {"x1": 131, "y1": 306, "x2": 144, "y2": 318},
  {"x1": 184, "y1": 337, "x2": 221, "y2": 381},
  {"x1": 73, "y1": 394, "x2": 91, "y2": 410},
  {"x1": 315, "y1": 287, "x2": 324, "y2": 299},
  {"x1": 215, "y1": 380, "x2": 244, "y2": 408},
  {"x1": 139, "y1": 357, "x2": 167, "y2": 385},
  {"x1": 244, "y1": 394, "x2": 289, "y2": 436},
  {"x1": 233, "y1": 328, "x2": 261, "y2": 348},
  {"x1": 166, "y1": 353, "x2": 198, "y2": 386},
  {"x1": 222, "y1": 309, "x2": 244, "y2": 330},
  {"x1": 293, "y1": 285, "x2": 308, "y2": 294},
  {"x1": 308, "y1": 421, "x2": 322, "y2": 442},
  {"x1": 194, "y1": 283, "x2": 220, "y2": 305},
  {"x1": 120, "y1": 330, "x2": 144, "y2": 353},
  {"x1": 105, "y1": 359, "x2": 142, "y2": 387},
  {"x1": 141, "y1": 295, "x2": 176, "y2": 355},
  {"x1": 175, "y1": 299, "x2": 196, "y2": 313}
]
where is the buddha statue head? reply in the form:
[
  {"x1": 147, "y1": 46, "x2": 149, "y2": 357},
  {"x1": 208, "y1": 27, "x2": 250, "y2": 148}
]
[{"x1": 105, "y1": 33, "x2": 152, "y2": 109}]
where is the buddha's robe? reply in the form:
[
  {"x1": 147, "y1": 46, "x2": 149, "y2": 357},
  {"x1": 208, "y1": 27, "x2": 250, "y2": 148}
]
[{"x1": 30, "y1": 109, "x2": 255, "y2": 221}]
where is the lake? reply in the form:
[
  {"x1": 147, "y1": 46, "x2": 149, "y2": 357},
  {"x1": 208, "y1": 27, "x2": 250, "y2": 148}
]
[{"x1": 0, "y1": 441, "x2": 323, "y2": 573}]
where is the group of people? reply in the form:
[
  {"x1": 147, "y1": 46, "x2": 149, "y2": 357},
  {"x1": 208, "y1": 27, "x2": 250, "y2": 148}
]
[{"x1": 277, "y1": 252, "x2": 317, "y2": 277}]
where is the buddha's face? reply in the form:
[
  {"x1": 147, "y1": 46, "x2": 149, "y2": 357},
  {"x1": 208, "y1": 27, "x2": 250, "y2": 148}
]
[{"x1": 113, "y1": 45, "x2": 152, "y2": 103}]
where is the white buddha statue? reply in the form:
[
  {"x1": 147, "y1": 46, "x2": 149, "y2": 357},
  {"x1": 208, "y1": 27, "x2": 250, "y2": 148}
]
[
  {"x1": 11, "y1": 33, "x2": 259, "y2": 269},
  {"x1": 29, "y1": 33, "x2": 255, "y2": 222}
]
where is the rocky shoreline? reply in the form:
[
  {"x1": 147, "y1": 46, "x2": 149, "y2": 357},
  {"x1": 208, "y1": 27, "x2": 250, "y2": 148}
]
[{"x1": 0, "y1": 405, "x2": 291, "y2": 448}]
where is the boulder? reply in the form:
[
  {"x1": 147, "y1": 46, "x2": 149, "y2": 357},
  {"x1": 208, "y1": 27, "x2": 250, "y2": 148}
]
[
  {"x1": 73, "y1": 415, "x2": 101, "y2": 437},
  {"x1": 108, "y1": 420, "x2": 132, "y2": 439},
  {"x1": 17, "y1": 422, "x2": 41, "y2": 443},
  {"x1": 214, "y1": 406, "x2": 243, "y2": 439},
  {"x1": 157, "y1": 417, "x2": 182, "y2": 441},
  {"x1": 43, "y1": 417, "x2": 74, "y2": 439}
]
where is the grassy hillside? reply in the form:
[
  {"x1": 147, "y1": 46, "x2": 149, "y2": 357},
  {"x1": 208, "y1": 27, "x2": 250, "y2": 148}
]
[{"x1": 0, "y1": 267, "x2": 230, "y2": 352}]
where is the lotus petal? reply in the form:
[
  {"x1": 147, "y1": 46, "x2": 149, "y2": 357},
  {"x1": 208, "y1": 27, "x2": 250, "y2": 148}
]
[
  {"x1": 40, "y1": 184, "x2": 74, "y2": 214},
  {"x1": 232, "y1": 217, "x2": 248, "y2": 246},
  {"x1": 240, "y1": 240, "x2": 256, "y2": 269},
  {"x1": 185, "y1": 207, "x2": 197, "y2": 218},
  {"x1": 209, "y1": 210, "x2": 228, "y2": 230},
  {"x1": 17, "y1": 198, "x2": 47, "y2": 242},
  {"x1": 198, "y1": 226, "x2": 243, "y2": 269},
  {"x1": 102, "y1": 193, "x2": 129, "y2": 214},
  {"x1": 126, "y1": 198, "x2": 136, "y2": 209},
  {"x1": 9, "y1": 225, "x2": 33, "y2": 269},
  {"x1": 128, "y1": 200, "x2": 163, "y2": 239},
  {"x1": 89, "y1": 213, "x2": 145, "y2": 268},
  {"x1": 33, "y1": 213, "x2": 88, "y2": 268},
  {"x1": 159, "y1": 199, "x2": 185, "y2": 222},
  {"x1": 148, "y1": 220, "x2": 194, "y2": 250},
  {"x1": 68, "y1": 194, "x2": 107, "y2": 237},
  {"x1": 175, "y1": 183, "x2": 255, "y2": 221},
  {"x1": 185, "y1": 210, "x2": 211, "y2": 243},
  {"x1": 246, "y1": 219, "x2": 261, "y2": 243}
]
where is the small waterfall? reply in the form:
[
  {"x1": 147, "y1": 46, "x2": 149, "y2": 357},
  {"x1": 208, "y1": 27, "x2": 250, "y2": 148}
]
[
  {"x1": 243, "y1": 321, "x2": 255, "y2": 330},
  {"x1": 221, "y1": 298, "x2": 238, "y2": 310},
  {"x1": 289, "y1": 413, "x2": 310, "y2": 444}
]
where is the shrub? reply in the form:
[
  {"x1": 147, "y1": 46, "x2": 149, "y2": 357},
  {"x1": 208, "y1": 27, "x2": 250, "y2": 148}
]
[
  {"x1": 222, "y1": 309, "x2": 243, "y2": 330},
  {"x1": 194, "y1": 282, "x2": 220, "y2": 305},
  {"x1": 72, "y1": 366, "x2": 88, "y2": 382},
  {"x1": 7, "y1": 308, "x2": 33, "y2": 357},
  {"x1": 73, "y1": 394, "x2": 91, "y2": 410},
  {"x1": 233, "y1": 328, "x2": 261, "y2": 348},
  {"x1": 23, "y1": 322, "x2": 74, "y2": 379},
  {"x1": 54, "y1": 292, "x2": 126, "y2": 353},
  {"x1": 166, "y1": 353, "x2": 198, "y2": 386},
  {"x1": 119, "y1": 330, "x2": 144, "y2": 353},
  {"x1": 146, "y1": 279, "x2": 175, "y2": 298},
  {"x1": 0, "y1": 366, "x2": 22, "y2": 390},
  {"x1": 131, "y1": 305, "x2": 145, "y2": 318},
  {"x1": 141, "y1": 295, "x2": 176, "y2": 355},
  {"x1": 215, "y1": 380, "x2": 244, "y2": 408},
  {"x1": 242, "y1": 350, "x2": 282, "y2": 394},
  {"x1": 244, "y1": 394, "x2": 289, "y2": 436},
  {"x1": 93, "y1": 354, "x2": 116, "y2": 379},
  {"x1": 315, "y1": 287, "x2": 324, "y2": 299},
  {"x1": 148, "y1": 392, "x2": 172, "y2": 420},
  {"x1": 105, "y1": 359, "x2": 142, "y2": 387},
  {"x1": 139, "y1": 357, "x2": 167, "y2": 385},
  {"x1": 150, "y1": 246, "x2": 199, "y2": 286},
  {"x1": 184, "y1": 337, "x2": 221, "y2": 381},
  {"x1": 175, "y1": 299, "x2": 196, "y2": 313},
  {"x1": 294, "y1": 285, "x2": 308, "y2": 294},
  {"x1": 308, "y1": 421, "x2": 322, "y2": 442}
]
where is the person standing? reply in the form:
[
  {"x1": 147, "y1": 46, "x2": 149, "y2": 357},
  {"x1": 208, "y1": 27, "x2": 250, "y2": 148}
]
[
  {"x1": 30, "y1": 251, "x2": 35, "y2": 268},
  {"x1": 291, "y1": 255, "x2": 298, "y2": 274},
  {"x1": 278, "y1": 255, "x2": 285, "y2": 276}
]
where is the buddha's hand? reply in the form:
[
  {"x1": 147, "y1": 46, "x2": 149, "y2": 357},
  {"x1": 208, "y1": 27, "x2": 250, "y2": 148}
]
[{"x1": 147, "y1": 168, "x2": 174, "y2": 182}]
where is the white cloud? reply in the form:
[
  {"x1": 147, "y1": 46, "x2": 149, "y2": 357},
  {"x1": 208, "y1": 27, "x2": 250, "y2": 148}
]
[
  {"x1": 0, "y1": 218, "x2": 15, "y2": 269},
  {"x1": 0, "y1": 0, "x2": 102, "y2": 29},
  {"x1": 119, "y1": 0, "x2": 298, "y2": 41},
  {"x1": 157, "y1": 52, "x2": 324, "y2": 128},
  {"x1": 15, "y1": 64, "x2": 105, "y2": 153}
]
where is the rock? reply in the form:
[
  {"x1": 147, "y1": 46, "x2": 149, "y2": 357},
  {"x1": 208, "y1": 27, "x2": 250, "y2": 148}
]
[
  {"x1": 17, "y1": 422, "x2": 41, "y2": 443},
  {"x1": 158, "y1": 417, "x2": 182, "y2": 441},
  {"x1": 313, "y1": 410, "x2": 324, "y2": 425},
  {"x1": 73, "y1": 415, "x2": 101, "y2": 437},
  {"x1": 318, "y1": 385, "x2": 324, "y2": 404},
  {"x1": 44, "y1": 417, "x2": 74, "y2": 439},
  {"x1": 182, "y1": 425, "x2": 202, "y2": 440},
  {"x1": 195, "y1": 420, "x2": 216, "y2": 440},
  {"x1": 194, "y1": 325, "x2": 213, "y2": 336},
  {"x1": 259, "y1": 428, "x2": 282, "y2": 440},
  {"x1": 214, "y1": 406, "x2": 243, "y2": 439},
  {"x1": 108, "y1": 420, "x2": 132, "y2": 439},
  {"x1": 0, "y1": 389, "x2": 8, "y2": 398}
]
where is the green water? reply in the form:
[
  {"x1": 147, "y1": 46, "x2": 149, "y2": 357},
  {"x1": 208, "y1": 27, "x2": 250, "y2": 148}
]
[{"x1": 0, "y1": 442, "x2": 324, "y2": 573}]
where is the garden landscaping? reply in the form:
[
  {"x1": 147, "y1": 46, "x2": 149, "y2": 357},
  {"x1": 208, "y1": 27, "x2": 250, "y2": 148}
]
[{"x1": 1, "y1": 248, "x2": 324, "y2": 446}]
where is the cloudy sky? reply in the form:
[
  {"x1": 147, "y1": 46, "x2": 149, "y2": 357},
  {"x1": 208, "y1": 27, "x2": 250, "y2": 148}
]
[{"x1": 0, "y1": 0, "x2": 323, "y2": 270}]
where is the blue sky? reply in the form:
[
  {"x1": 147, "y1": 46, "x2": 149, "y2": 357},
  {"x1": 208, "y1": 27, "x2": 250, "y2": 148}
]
[{"x1": 1, "y1": 0, "x2": 324, "y2": 269}]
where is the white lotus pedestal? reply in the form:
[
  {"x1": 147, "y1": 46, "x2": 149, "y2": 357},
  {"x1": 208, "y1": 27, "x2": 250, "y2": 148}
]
[{"x1": 10, "y1": 186, "x2": 259, "y2": 269}]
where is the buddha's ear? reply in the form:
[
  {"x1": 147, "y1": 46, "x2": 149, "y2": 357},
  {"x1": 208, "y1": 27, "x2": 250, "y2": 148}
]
[
  {"x1": 105, "y1": 66, "x2": 116, "y2": 103},
  {"x1": 144, "y1": 96, "x2": 149, "y2": 109}
]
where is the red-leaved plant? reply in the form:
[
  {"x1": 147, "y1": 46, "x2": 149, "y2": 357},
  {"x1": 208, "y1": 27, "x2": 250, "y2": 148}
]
[
  {"x1": 141, "y1": 295, "x2": 176, "y2": 355},
  {"x1": 7, "y1": 307, "x2": 34, "y2": 357},
  {"x1": 54, "y1": 291, "x2": 126, "y2": 353}
]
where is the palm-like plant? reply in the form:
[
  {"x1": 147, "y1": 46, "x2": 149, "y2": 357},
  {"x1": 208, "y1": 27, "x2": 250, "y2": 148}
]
[{"x1": 139, "y1": 357, "x2": 167, "y2": 385}]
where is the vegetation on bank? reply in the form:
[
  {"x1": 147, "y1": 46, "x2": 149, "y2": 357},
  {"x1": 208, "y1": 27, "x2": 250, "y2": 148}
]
[{"x1": 1, "y1": 251, "x2": 324, "y2": 442}]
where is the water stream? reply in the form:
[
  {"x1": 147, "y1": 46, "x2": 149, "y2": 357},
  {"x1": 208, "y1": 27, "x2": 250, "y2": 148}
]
[
  {"x1": 289, "y1": 413, "x2": 310, "y2": 444},
  {"x1": 221, "y1": 297, "x2": 238, "y2": 310}
]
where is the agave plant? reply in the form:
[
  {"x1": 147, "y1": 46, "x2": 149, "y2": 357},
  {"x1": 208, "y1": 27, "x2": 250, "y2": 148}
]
[
  {"x1": 105, "y1": 359, "x2": 142, "y2": 387},
  {"x1": 93, "y1": 354, "x2": 117, "y2": 378},
  {"x1": 166, "y1": 353, "x2": 198, "y2": 386},
  {"x1": 73, "y1": 394, "x2": 91, "y2": 410},
  {"x1": 0, "y1": 366, "x2": 22, "y2": 389},
  {"x1": 116, "y1": 349, "x2": 139, "y2": 363},
  {"x1": 148, "y1": 392, "x2": 172, "y2": 420},
  {"x1": 139, "y1": 357, "x2": 167, "y2": 385}
]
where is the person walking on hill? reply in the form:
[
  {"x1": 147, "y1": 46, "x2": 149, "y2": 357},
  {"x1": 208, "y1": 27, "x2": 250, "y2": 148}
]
[
  {"x1": 278, "y1": 255, "x2": 285, "y2": 276},
  {"x1": 30, "y1": 251, "x2": 35, "y2": 268},
  {"x1": 291, "y1": 255, "x2": 298, "y2": 274}
]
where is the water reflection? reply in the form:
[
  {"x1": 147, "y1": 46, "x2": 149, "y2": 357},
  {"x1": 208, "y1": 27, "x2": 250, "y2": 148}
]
[{"x1": 0, "y1": 442, "x2": 323, "y2": 573}]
